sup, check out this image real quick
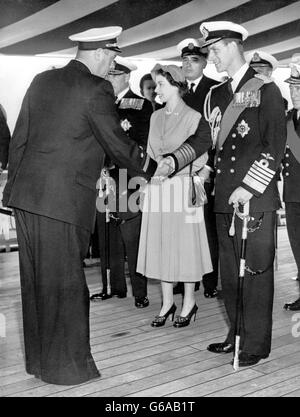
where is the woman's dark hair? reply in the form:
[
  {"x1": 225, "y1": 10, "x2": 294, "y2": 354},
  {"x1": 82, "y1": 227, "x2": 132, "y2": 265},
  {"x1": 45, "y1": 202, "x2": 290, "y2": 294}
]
[
  {"x1": 139, "y1": 73, "x2": 153, "y2": 94},
  {"x1": 154, "y1": 68, "x2": 188, "y2": 97}
]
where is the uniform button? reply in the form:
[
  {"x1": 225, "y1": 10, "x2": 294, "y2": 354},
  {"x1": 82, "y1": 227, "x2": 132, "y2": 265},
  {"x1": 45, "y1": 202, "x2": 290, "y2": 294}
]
[
  {"x1": 231, "y1": 156, "x2": 236, "y2": 161},
  {"x1": 230, "y1": 169, "x2": 235, "y2": 173},
  {"x1": 217, "y1": 157, "x2": 221, "y2": 162},
  {"x1": 285, "y1": 172, "x2": 290, "y2": 176},
  {"x1": 285, "y1": 153, "x2": 289, "y2": 158},
  {"x1": 232, "y1": 133, "x2": 236, "y2": 138},
  {"x1": 286, "y1": 145, "x2": 290, "y2": 149},
  {"x1": 141, "y1": 152, "x2": 144, "y2": 158},
  {"x1": 220, "y1": 147, "x2": 223, "y2": 151},
  {"x1": 217, "y1": 169, "x2": 221, "y2": 174},
  {"x1": 285, "y1": 163, "x2": 289, "y2": 167},
  {"x1": 232, "y1": 145, "x2": 236, "y2": 150}
]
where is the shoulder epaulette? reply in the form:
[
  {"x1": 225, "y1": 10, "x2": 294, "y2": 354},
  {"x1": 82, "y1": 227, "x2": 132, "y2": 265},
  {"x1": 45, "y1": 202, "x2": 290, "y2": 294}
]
[{"x1": 119, "y1": 98, "x2": 144, "y2": 110}]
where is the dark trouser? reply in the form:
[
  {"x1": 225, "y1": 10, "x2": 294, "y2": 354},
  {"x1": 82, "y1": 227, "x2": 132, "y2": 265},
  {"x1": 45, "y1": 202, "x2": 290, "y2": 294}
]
[
  {"x1": 14, "y1": 209, "x2": 99, "y2": 385},
  {"x1": 216, "y1": 211, "x2": 275, "y2": 357},
  {"x1": 202, "y1": 182, "x2": 219, "y2": 291},
  {"x1": 285, "y1": 202, "x2": 300, "y2": 281},
  {"x1": 97, "y1": 212, "x2": 147, "y2": 298}
]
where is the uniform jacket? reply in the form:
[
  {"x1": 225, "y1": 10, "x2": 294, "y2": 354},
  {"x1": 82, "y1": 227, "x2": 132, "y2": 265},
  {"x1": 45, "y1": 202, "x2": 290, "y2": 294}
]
[
  {"x1": 0, "y1": 106, "x2": 11, "y2": 170},
  {"x1": 172, "y1": 66, "x2": 287, "y2": 213},
  {"x1": 183, "y1": 75, "x2": 219, "y2": 176},
  {"x1": 110, "y1": 89, "x2": 153, "y2": 221},
  {"x1": 3, "y1": 60, "x2": 156, "y2": 231},
  {"x1": 116, "y1": 89, "x2": 153, "y2": 150},
  {"x1": 283, "y1": 109, "x2": 300, "y2": 202},
  {"x1": 183, "y1": 75, "x2": 219, "y2": 116}
]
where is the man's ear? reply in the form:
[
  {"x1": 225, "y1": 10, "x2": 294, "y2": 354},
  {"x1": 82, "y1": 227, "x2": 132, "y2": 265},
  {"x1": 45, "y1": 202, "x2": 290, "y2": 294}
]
[
  {"x1": 125, "y1": 73, "x2": 130, "y2": 84},
  {"x1": 94, "y1": 48, "x2": 104, "y2": 61}
]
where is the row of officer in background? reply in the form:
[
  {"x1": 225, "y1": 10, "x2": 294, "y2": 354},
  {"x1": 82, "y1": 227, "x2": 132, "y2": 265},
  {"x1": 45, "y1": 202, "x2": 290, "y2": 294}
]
[{"x1": 90, "y1": 34, "x2": 222, "y2": 307}]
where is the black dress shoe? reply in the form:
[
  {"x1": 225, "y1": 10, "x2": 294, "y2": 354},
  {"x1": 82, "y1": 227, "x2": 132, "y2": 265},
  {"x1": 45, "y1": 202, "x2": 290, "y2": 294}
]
[
  {"x1": 135, "y1": 296, "x2": 149, "y2": 308},
  {"x1": 204, "y1": 288, "x2": 218, "y2": 298},
  {"x1": 90, "y1": 292, "x2": 112, "y2": 301},
  {"x1": 207, "y1": 342, "x2": 234, "y2": 354},
  {"x1": 173, "y1": 304, "x2": 198, "y2": 328},
  {"x1": 151, "y1": 304, "x2": 177, "y2": 327},
  {"x1": 283, "y1": 297, "x2": 300, "y2": 311},
  {"x1": 231, "y1": 351, "x2": 268, "y2": 367}
]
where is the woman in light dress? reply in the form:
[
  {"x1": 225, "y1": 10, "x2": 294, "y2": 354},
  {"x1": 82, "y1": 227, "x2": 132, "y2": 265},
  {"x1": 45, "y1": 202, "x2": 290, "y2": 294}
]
[{"x1": 137, "y1": 64, "x2": 212, "y2": 328}]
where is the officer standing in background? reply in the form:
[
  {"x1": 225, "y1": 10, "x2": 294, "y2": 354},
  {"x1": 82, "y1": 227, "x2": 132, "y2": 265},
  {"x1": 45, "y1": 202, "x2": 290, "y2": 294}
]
[
  {"x1": 2, "y1": 27, "x2": 157, "y2": 385},
  {"x1": 248, "y1": 50, "x2": 278, "y2": 78},
  {"x1": 92, "y1": 56, "x2": 153, "y2": 308},
  {"x1": 161, "y1": 21, "x2": 286, "y2": 367},
  {"x1": 283, "y1": 54, "x2": 300, "y2": 311},
  {"x1": 174, "y1": 37, "x2": 220, "y2": 298},
  {"x1": 0, "y1": 103, "x2": 11, "y2": 174}
]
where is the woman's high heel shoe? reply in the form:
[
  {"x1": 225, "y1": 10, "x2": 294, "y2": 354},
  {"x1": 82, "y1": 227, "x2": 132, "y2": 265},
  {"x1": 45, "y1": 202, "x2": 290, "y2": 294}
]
[
  {"x1": 173, "y1": 304, "x2": 198, "y2": 328},
  {"x1": 151, "y1": 304, "x2": 177, "y2": 327}
]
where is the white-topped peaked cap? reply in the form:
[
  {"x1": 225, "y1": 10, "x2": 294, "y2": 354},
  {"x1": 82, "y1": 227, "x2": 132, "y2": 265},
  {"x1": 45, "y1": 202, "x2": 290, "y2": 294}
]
[
  {"x1": 248, "y1": 50, "x2": 278, "y2": 70},
  {"x1": 176, "y1": 37, "x2": 207, "y2": 58},
  {"x1": 285, "y1": 53, "x2": 300, "y2": 85},
  {"x1": 109, "y1": 56, "x2": 137, "y2": 75},
  {"x1": 199, "y1": 21, "x2": 248, "y2": 47},
  {"x1": 69, "y1": 26, "x2": 122, "y2": 52}
]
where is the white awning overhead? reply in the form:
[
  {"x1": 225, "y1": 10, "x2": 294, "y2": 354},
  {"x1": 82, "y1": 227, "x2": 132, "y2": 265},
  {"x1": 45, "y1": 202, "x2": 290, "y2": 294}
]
[{"x1": 0, "y1": 0, "x2": 299, "y2": 64}]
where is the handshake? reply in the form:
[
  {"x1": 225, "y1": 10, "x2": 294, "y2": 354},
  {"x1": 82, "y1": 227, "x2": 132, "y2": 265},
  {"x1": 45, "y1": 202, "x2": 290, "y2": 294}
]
[{"x1": 153, "y1": 156, "x2": 175, "y2": 180}]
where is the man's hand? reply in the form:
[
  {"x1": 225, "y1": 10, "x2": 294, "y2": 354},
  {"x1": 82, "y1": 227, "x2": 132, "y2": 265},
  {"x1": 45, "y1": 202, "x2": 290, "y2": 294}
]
[
  {"x1": 154, "y1": 157, "x2": 175, "y2": 178},
  {"x1": 228, "y1": 186, "x2": 253, "y2": 206},
  {"x1": 197, "y1": 165, "x2": 212, "y2": 183}
]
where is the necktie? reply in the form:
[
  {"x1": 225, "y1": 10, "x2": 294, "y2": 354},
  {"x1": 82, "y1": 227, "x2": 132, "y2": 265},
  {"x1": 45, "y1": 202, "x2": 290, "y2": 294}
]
[
  {"x1": 227, "y1": 77, "x2": 233, "y2": 96},
  {"x1": 189, "y1": 83, "x2": 195, "y2": 94}
]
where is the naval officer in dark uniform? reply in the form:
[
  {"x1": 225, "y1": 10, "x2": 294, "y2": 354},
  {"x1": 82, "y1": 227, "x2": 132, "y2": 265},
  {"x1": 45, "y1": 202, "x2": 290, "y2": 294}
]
[
  {"x1": 283, "y1": 54, "x2": 300, "y2": 311},
  {"x1": 174, "y1": 37, "x2": 220, "y2": 298},
  {"x1": 248, "y1": 50, "x2": 278, "y2": 78},
  {"x1": 0, "y1": 104, "x2": 11, "y2": 173},
  {"x1": 93, "y1": 57, "x2": 153, "y2": 308},
  {"x1": 160, "y1": 21, "x2": 286, "y2": 367},
  {"x1": 2, "y1": 27, "x2": 157, "y2": 385}
]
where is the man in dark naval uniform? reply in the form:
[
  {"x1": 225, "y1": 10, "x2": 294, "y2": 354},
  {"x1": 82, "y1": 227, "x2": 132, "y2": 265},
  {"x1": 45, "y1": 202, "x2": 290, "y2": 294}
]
[
  {"x1": 92, "y1": 57, "x2": 153, "y2": 308},
  {"x1": 2, "y1": 27, "x2": 157, "y2": 385},
  {"x1": 161, "y1": 21, "x2": 286, "y2": 367},
  {"x1": 175, "y1": 37, "x2": 220, "y2": 298},
  {"x1": 0, "y1": 104, "x2": 11, "y2": 173},
  {"x1": 283, "y1": 54, "x2": 300, "y2": 311}
]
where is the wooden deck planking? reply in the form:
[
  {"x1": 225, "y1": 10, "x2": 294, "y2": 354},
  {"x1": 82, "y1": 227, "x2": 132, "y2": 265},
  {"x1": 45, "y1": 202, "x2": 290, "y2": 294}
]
[{"x1": 1, "y1": 225, "x2": 300, "y2": 397}]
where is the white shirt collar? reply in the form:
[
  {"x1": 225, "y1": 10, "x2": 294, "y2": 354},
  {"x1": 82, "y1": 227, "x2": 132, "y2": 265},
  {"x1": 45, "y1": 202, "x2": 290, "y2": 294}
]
[
  {"x1": 187, "y1": 75, "x2": 203, "y2": 91},
  {"x1": 230, "y1": 63, "x2": 249, "y2": 93},
  {"x1": 117, "y1": 86, "x2": 130, "y2": 102}
]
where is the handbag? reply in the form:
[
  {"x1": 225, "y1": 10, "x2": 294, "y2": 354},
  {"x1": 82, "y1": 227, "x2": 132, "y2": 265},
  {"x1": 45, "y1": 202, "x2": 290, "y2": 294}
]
[{"x1": 188, "y1": 163, "x2": 207, "y2": 207}]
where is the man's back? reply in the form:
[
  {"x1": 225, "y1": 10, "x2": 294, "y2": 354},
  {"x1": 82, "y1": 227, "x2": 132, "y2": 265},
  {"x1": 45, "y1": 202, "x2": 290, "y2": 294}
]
[{"x1": 4, "y1": 60, "x2": 154, "y2": 231}]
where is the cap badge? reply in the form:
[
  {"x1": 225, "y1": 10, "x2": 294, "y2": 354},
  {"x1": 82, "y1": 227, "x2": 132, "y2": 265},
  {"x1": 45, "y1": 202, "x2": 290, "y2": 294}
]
[
  {"x1": 187, "y1": 43, "x2": 195, "y2": 50},
  {"x1": 252, "y1": 52, "x2": 261, "y2": 62},
  {"x1": 201, "y1": 26, "x2": 209, "y2": 39}
]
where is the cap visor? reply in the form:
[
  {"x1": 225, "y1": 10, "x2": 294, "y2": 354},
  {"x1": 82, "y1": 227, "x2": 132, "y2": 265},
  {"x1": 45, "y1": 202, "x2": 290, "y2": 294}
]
[
  {"x1": 202, "y1": 37, "x2": 223, "y2": 48},
  {"x1": 285, "y1": 76, "x2": 300, "y2": 84},
  {"x1": 107, "y1": 46, "x2": 122, "y2": 53}
]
